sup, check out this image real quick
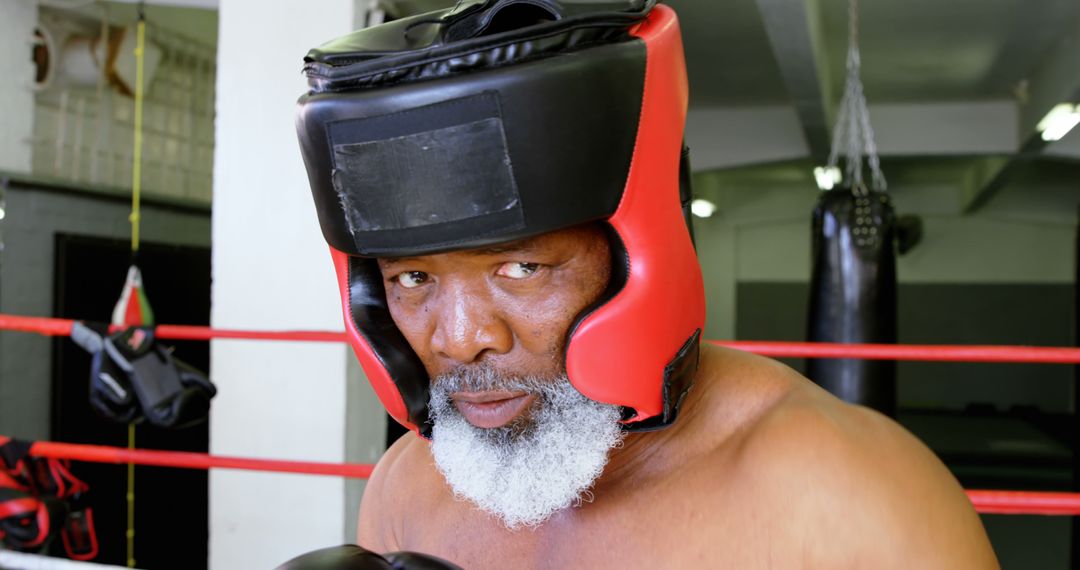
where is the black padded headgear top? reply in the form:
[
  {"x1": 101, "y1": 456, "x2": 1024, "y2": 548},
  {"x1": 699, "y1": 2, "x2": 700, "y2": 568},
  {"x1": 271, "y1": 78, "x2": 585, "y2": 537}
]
[{"x1": 297, "y1": 0, "x2": 705, "y2": 437}]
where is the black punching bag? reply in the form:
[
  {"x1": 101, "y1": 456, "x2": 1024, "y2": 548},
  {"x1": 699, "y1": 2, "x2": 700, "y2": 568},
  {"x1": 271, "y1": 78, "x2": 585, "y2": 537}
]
[{"x1": 806, "y1": 188, "x2": 898, "y2": 416}]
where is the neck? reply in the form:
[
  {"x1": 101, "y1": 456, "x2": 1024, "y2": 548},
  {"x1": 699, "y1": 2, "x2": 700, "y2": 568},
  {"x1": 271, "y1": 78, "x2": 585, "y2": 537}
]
[{"x1": 595, "y1": 368, "x2": 707, "y2": 489}]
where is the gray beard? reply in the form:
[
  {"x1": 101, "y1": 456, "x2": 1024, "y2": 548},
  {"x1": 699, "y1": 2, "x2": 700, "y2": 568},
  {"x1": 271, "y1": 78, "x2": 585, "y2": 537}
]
[{"x1": 428, "y1": 367, "x2": 624, "y2": 529}]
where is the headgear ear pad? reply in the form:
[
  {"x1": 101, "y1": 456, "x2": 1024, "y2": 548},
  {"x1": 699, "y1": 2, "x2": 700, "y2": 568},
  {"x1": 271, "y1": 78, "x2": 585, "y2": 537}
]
[{"x1": 297, "y1": 1, "x2": 704, "y2": 437}]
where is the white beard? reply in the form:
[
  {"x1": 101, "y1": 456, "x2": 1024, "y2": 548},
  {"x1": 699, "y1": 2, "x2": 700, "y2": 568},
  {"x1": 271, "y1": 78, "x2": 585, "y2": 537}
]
[{"x1": 428, "y1": 367, "x2": 624, "y2": 530}]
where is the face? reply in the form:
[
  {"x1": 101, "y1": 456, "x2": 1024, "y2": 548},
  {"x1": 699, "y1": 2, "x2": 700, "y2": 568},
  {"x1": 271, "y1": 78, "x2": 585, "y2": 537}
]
[
  {"x1": 378, "y1": 224, "x2": 622, "y2": 529},
  {"x1": 377, "y1": 224, "x2": 612, "y2": 429}
]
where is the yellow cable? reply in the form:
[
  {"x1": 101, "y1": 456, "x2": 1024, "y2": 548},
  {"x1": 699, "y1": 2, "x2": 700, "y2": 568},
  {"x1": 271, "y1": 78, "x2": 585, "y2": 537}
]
[
  {"x1": 130, "y1": 19, "x2": 146, "y2": 253},
  {"x1": 126, "y1": 423, "x2": 136, "y2": 568},
  {"x1": 126, "y1": 16, "x2": 147, "y2": 568}
]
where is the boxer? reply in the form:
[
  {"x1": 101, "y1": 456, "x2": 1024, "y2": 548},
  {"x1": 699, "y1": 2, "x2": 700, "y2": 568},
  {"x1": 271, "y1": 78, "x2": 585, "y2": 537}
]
[{"x1": 287, "y1": 1, "x2": 998, "y2": 567}]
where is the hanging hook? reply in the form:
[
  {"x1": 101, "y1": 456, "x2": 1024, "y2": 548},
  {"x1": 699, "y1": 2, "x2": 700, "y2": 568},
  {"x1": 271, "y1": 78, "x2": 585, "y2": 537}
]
[{"x1": 825, "y1": 0, "x2": 887, "y2": 193}]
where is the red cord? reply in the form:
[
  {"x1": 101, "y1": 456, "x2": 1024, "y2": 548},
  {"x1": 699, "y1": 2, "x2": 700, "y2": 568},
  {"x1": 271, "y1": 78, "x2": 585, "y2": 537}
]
[
  {"x1": 12, "y1": 438, "x2": 1080, "y2": 516},
  {"x1": 7, "y1": 312, "x2": 1080, "y2": 516},
  {"x1": 4, "y1": 313, "x2": 1080, "y2": 363},
  {"x1": 30, "y1": 441, "x2": 373, "y2": 479},
  {"x1": 966, "y1": 490, "x2": 1080, "y2": 515},
  {"x1": 713, "y1": 340, "x2": 1080, "y2": 364}
]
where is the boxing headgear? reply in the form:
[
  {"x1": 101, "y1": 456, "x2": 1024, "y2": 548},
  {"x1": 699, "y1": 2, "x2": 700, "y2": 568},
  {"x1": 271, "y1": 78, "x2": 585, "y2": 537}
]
[{"x1": 296, "y1": 0, "x2": 705, "y2": 436}]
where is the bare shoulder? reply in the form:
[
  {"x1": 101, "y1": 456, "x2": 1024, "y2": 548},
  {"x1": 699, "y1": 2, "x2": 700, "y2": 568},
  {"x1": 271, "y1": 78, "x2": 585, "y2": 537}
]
[
  {"x1": 356, "y1": 431, "x2": 436, "y2": 551},
  {"x1": 715, "y1": 352, "x2": 998, "y2": 568}
]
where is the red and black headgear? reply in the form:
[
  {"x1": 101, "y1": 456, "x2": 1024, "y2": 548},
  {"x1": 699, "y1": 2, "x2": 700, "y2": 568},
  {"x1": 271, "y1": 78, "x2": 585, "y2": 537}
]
[{"x1": 296, "y1": 0, "x2": 705, "y2": 437}]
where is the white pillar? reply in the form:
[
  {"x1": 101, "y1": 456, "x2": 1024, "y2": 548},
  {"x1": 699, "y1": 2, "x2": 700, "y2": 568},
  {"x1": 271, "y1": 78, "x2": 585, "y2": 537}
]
[
  {"x1": 0, "y1": 0, "x2": 38, "y2": 173},
  {"x1": 211, "y1": 1, "x2": 384, "y2": 568}
]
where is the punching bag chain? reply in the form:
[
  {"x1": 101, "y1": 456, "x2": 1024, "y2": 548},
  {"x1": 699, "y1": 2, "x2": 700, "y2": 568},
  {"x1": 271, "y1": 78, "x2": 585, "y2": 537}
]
[{"x1": 826, "y1": 0, "x2": 886, "y2": 195}]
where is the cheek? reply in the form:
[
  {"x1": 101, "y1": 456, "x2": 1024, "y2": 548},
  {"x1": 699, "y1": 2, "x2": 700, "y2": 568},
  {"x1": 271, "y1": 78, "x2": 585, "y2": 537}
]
[
  {"x1": 517, "y1": 253, "x2": 610, "y2": 353},
  {"x1": 386, "y1": 292, "x2": 432, "y2": 347},
  {"x1": 505, "y1": 279, "x2": 597, "y2": 354}
]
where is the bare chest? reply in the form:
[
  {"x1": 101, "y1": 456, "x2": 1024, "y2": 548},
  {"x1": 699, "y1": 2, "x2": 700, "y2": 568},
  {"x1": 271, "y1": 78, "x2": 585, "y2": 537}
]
[{"x1": 397, "y1": 473, "x2": 806, "y2": 569}]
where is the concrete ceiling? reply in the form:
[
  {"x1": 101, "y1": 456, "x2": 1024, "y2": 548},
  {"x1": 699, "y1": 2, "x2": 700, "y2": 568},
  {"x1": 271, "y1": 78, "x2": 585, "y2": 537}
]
[
  {"x1": 671, "y1": 0, "x2": 1080, "y2": 107},
  {"x1": 665, "y1": 0, "x2": 789, "y2": 106},
  {"x1": 818, "y1": 0, "x2": 1080, "y2": 103},
  {"x1": 674, "y1": 0, "x2": 1080, "y2": 214}
]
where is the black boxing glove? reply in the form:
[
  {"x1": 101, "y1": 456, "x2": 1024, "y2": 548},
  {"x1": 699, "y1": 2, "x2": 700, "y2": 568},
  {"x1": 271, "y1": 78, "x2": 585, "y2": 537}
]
[
  {"x1": 71, "y1": 322, "x2": 217, "y2": 429},
  {"x1": 276, "y1": 545, "x2": 462, "y2": 570}
]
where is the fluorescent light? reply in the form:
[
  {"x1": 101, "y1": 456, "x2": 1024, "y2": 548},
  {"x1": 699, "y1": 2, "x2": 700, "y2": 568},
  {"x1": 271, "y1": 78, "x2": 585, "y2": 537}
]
[
  {"x1": 690, "y1": 199, "x2": 717, "y2": 218},
  {"x1": 813, "y1": 166, "x2": 842, "y2": 190},
  {"x1": 1037, "y1": 103, "x2": 1080, "y2": 142},
  {"x1": 0, "y1": 206, "x2": 5, "y2": 221}
]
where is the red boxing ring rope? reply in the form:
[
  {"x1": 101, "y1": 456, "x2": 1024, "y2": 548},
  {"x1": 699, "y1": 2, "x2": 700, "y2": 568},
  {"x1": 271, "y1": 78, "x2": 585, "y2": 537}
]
[
  {"x1": 967, "y1": 490, "x2": 1080, "y2": 516},
  {"x1": 5, "y1": 312, "x2": 1080, "y2": 516},
  {"x1": 0, "y1": 313, "x2": 348, "y2": 343},
  {"x1": 14, "y1": 438, "x2": 1080, "y2": 516},
  {"x1": 29, "y1": 440, "x2": 374, "y2": 479},
  {"x1": 3, "y1": 312, "x2": 1080, "y2": 363},
  {"x1": 714, "y1": 340, "x2": 1080, "y2": 364}
]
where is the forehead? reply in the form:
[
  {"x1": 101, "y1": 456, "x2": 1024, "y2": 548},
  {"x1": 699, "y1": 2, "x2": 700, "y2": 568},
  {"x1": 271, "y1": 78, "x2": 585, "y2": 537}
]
[{"x1": 377, "y1": 225, "x2": 606, "y2": 265}]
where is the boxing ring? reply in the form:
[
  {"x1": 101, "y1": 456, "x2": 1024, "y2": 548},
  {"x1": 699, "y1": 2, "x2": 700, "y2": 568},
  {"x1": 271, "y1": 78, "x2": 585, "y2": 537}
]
[{"x1": 0, "y1": 311, "x2": 1077, "y2": 520}]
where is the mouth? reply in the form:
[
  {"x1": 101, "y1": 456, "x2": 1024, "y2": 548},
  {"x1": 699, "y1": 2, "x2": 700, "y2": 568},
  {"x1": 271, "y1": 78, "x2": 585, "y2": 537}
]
[{"x1": 450, "y1": 391, "x2": 537, "y2": 429}]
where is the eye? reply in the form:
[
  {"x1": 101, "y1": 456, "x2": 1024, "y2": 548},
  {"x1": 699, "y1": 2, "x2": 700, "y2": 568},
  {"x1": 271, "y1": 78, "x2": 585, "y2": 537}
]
[
  {"x1": 496, "y1": 262, "x2": 540, "y2": 279},
  {"x1": 395, "y1": 271, "x2": 429, "y2": 289}
]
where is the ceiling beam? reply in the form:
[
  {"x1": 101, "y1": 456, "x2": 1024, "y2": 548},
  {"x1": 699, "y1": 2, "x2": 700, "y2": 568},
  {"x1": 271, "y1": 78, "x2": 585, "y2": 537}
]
[
  {"x1": 685, "y1": 102, "x2": 1021, "y2": 173},
  {"x1": 1019, "y1": 14, "x2": 1080, "y2": 136},
  {"x1": 961, "y1": 136, "x2": 1050, "y2": 214},
  {"x1": 965, "y1": 14, "x2": 1080, "y2": 214},
  {"x1": 752, "y1": 0, "x2": 833, "y2": 163},
  {"x1": 958, "y1": 156, "x2": 1010, "y2": 213}
]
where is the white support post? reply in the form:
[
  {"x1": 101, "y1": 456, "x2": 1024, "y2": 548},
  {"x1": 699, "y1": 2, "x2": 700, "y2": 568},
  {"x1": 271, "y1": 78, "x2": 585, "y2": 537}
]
[{"x1": 211, "y1": 0, "x2": 384, "y2": 568}]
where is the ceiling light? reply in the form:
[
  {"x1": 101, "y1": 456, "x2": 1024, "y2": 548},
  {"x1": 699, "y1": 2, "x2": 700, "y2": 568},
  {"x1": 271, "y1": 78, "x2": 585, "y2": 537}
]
[
  {"x1": 1037, "y1": 103, "x2": 1080, "y2": 142},
  {"x1": 690, "y1": 199, "x2": 717, "y2": 218},
  {"x1": 813, "y1": 166, "x2": 842, "y2": 191}
]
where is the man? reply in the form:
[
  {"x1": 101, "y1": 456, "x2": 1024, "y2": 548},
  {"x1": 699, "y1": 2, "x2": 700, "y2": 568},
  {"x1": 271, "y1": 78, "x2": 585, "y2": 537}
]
[{"x1": 289, "y1": 0, "x2": 998, "y2": 567}]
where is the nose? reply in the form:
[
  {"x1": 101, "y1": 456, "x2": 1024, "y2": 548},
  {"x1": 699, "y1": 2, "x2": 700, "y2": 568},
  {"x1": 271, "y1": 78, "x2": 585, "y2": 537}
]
[{"x1": 429, "y1": 281, "x2": 513, "y2": 365}]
